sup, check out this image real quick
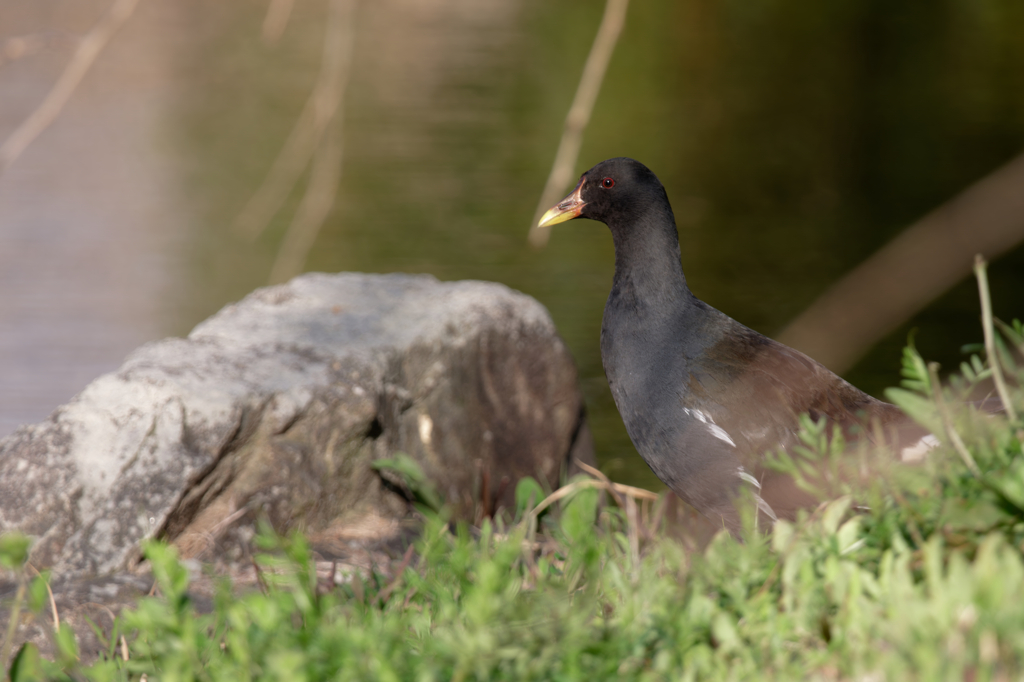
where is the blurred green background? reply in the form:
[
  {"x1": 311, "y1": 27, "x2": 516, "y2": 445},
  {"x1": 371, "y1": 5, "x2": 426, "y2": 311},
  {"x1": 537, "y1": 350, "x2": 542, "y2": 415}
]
[{"x1": 3, "y1": 0, "x2": 1024, "y2": 490}]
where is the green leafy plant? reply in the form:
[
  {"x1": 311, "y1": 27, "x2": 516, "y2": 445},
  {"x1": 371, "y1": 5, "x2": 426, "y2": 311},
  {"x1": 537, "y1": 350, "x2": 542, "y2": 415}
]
[{"x1": 5, "y1": 260, "x2": 1024, "y2": 680}]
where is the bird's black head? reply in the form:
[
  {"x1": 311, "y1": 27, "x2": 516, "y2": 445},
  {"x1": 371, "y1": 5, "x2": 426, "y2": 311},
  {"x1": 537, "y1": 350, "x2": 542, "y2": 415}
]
[{"x1": 538, "y1": 157, "x2": 671, "y2": 230}]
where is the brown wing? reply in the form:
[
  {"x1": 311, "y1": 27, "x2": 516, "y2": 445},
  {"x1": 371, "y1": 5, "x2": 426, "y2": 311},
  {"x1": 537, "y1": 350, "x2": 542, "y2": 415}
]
[{"x1": 683, "y1": 313, "x2": 904, "y2": 464}]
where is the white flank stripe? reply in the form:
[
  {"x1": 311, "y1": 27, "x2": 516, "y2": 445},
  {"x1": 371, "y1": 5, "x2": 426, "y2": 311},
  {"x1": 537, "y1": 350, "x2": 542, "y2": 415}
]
[
  {"x1": 755, "y1": 494, "x2": 778, "y2": 523},
  {"x1": 708, "y1": 423, "x2": 736, "y2": 447},
  {"x1": 736, "y1": 467, "x2": 762, "y2": 490},
  {"x1": 682, "y1": 407, "x2": 737, "y2": 447},
  {"x1": 737, "y1": 467, "x2": 776, "y2": 525},
  {"x1": 900, "y1": 433, "x2": 940, "y2": 463}
]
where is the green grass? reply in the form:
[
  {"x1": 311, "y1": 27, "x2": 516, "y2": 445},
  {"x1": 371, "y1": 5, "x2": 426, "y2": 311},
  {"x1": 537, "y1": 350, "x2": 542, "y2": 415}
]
[{"x1": 4, "y1": 283, "x2": 1024, "y2": 680}]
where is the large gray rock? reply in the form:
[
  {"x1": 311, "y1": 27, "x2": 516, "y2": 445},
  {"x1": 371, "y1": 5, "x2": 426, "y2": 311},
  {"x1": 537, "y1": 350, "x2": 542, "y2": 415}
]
[{"x1": 0, "y1": 273, "x2": 593, "y2": 576}]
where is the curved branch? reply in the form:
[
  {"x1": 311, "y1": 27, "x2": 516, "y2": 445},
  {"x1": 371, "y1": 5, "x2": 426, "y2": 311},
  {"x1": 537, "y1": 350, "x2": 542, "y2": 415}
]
[
  {"x1": 0, "y1": 0, "x2": 141, "y2": 176},
  {"x1": 777, "y1": 150, "x2": 1024, "y2": 374},
  {"x1": 267, "y1": 0, "x2": 357, "y2": 284},
  {"x1": 527, "y1": 0, "x2": 630, "y2": 248}
]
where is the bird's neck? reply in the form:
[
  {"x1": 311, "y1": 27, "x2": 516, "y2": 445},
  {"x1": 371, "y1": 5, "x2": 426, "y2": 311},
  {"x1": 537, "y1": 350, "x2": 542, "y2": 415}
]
[{"x1": 609, "y1": 210, "x2": 691, "y2": 310}]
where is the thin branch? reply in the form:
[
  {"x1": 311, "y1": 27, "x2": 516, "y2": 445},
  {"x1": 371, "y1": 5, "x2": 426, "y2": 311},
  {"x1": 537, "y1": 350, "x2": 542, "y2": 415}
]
[
  {"x1": 777, "y1": 149, "x2": 1024, "y2": 374},
  {"x1": 647, "y1": 493, "x2": 669, "y2": 536},
  {"x1": 974, "y1": 255, "x2": 1018, "y2": 423},
  {"x1": 527, "y1": 0, "x2": 630, "y2": 248},
  {"x1": 237, "y1": 0, "x2": 356, "y2": 244},
  {"x1": 625, "y1": 494, "x2": 640, "y2": 574},
  {"x1": 26, "y1": 563, "x2": 59, "y2": 629},
  {"x1": 207, "y1": 504, "x2": 251, "y2": 538},
  {"x1": 530, "y1": 478, "x2": 657, "y2": 518},
  {"x1": 929, "y1": 362, "x2": 981, "y2": 477},
  {"x1": 574, "y1": 458, "x2": 626, "y2": 509},
  {"x1": 240, "y1": 0, "x2": 356, "y2": 286},
  {"x1": 267, "y1": 0, "x2": 356, "y2": 284},
  {"x1": 0, "y1": 0, "x2": 142, "y2": 176}
]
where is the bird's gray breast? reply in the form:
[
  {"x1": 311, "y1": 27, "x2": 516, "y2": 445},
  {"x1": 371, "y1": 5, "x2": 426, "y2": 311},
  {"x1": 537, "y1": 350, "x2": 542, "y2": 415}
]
[{"x1": 600, "y1": 298, "x2": 741, "y2": 486}]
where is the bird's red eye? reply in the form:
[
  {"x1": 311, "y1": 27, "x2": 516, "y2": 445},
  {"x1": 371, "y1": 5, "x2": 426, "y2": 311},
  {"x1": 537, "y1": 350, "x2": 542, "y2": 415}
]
[{"x1": 602, "y1": 177, "x2": 615, "y2": 188}]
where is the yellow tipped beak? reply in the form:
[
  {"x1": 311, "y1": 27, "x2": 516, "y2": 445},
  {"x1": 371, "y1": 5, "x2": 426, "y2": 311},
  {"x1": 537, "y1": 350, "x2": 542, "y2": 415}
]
[{"x1": 537, "y1": 177, "x2": 587, "y2": 228}]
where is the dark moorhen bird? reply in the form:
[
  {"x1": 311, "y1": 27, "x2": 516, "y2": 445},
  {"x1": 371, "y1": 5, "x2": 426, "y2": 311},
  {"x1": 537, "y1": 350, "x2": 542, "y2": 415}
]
[{"x1": 538, "y1": 157, "x2": 925, "y2": 530}]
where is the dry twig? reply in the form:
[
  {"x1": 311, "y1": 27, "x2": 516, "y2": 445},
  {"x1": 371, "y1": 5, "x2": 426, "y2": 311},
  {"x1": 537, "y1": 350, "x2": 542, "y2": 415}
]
[
  {"x1": 26, "y1": 563, "x2": 60, "y2": 629},
  {"x1": 269, "y1": 0, "x2": 357, "y2": 284},
  {"x1": 974, "y1": 255, "x2": 1018, "y2": 423},
  {"x1": 527, "y1": 0, "x2": 630, "y2": 248},
  {"x1": 530, "y1": 477, "x2": 657, "y2": 518},
  {"x1": 646, "y1": 493, "x2": 669, "y2": 538},
  {"x1": 0, "y1": 0, "x2": 142, "y2": 176},
  {"x1": 929, "y1": 362, "x2": 982, "y2": 477},
  {"x1": 625, "y1": 495, "x2": 640, "y2": 572},
  {"x1": 574, "y1": 458, "x2": 627, "y2": 509},
  {"x1": 237, "y1": 0, "x2": 357, "y2": 285}
]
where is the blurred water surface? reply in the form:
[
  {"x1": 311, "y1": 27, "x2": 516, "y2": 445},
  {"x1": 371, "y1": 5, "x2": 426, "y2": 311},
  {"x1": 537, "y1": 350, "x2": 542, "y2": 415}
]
[{"x1": 2, "y1": 0, "x2": 1023, "y2": 489}]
